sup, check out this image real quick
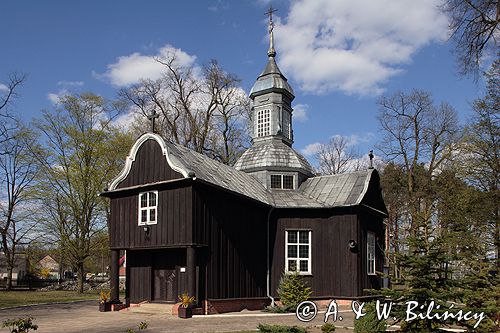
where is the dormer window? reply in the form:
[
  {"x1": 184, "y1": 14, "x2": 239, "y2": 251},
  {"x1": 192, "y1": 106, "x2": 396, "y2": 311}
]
[
  {"x1": 138, "y1": 191, "x2": 158, "y2": 225},
  {"x1": 257, "y1": 109, "x2": 270, "y2": 137},
  {"x1": 271, "y1": 174, "x2": 294, "y2": 189}
]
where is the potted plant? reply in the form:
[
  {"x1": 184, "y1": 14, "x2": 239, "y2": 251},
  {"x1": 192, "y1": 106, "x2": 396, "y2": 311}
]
[
  {"x1": 177, "y1": 292, "x2": 195, "y2": 318},
  {"x1": 99, "y1": 290, "x2": 112, "y2": 312}
]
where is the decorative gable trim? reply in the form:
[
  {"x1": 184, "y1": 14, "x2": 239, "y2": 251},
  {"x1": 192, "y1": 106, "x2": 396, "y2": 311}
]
[{"x1": 108, "y1": 132, "x2": 189, "y2": 190}]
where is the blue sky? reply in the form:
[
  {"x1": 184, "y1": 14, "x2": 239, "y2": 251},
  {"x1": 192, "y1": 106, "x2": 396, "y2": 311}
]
[{"x1": 0, "y1": 0, "x2": 484, "y2": 164}]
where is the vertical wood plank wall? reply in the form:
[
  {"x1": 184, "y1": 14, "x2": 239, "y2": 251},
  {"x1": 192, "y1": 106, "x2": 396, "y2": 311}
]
[
  {"x1": 271, "y1": 209, "x2": 362, "y2": 298},
  {"x1": 116, "y1": 139, "x2": 182, "y2": 189},
  {"x1": 193, "y1": 184, "x2": 269, "y2": 299},
  {"x1": 109, "y1": 185, "x2": 193, "y2": 249}
]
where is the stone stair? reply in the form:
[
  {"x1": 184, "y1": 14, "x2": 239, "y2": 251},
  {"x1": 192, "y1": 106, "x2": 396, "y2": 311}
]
[{"x1": 127, "y1": 302, "x2": 175, "y2": 315}]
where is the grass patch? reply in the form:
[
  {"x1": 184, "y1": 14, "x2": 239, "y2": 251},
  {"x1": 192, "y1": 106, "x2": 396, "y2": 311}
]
[{"x1": 0, "y1": 290, "x2": 100, "y2": 308}]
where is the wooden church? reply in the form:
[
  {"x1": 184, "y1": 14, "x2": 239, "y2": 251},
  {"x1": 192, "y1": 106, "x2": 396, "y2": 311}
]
[{"x1": 102, "y1": 15, "x2": 387, "y2": 314}]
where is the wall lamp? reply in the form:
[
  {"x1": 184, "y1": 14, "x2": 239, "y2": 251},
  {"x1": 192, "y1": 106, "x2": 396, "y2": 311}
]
[{"x1": 348, "y1": 240, "x2": 358, "y2": 251}]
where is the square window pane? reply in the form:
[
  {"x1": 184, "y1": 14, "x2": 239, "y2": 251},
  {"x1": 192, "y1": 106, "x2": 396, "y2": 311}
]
[
  {"x1": 299, "y1": 260, "x2": 309, "y2": 272},
  {"x1": 150, "y1": 208, "x2": 156, "y2": 222},
  {"x1": 149, "y1": 192, "x2": 156, "y2": 206},
  {"x1": 288, "y1": 245, "x2": 297, "y2": 258},
  {"x1": 287, "y1": 231, "x2": 297, "y2": 243},
  {"x1": 299, "y1": 231, "x2": 309, "y2": 243},
  {"x1": 283, "y1": 175, "x2": 294, "y2": 189},
  {"x1": 141, "y1": 210, "x2": 147, "y2": 222},
  {"x1": 140, "y1": 194, "x2": 147, "y2": 208},
  {"x1": 299, "y1": 245, "x2": 309, "y2": 258},
  {"x1": 288, "y1": 260, "x2": 297, "y2": 272},
  {"x1": 271, "y1": 175, "x2": 281, "y2": 189}
]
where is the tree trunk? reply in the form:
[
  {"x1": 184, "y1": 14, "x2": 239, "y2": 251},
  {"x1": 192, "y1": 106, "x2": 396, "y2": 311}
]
[
  {"x1": 6, "y1": 266, "x2": 13, "y2": 291},
  {"x1": 77, "y1": 262, "x2": 85, "y2": 294}
]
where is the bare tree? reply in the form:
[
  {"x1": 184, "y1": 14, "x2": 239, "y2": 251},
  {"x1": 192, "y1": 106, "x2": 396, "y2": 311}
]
[
  {"x1": 119, "y1": 55, "x2": 249, "y2": 165},
  {"x1": 0, "y1": 73, "x2": 26, "y2": 145},
  {"x1": 0, "y1": 126, "x2": 39, "y2": 290},
  {"x1": 0, "y1": 73, "x2": 26, "y2": 113},
  {"x1": 442, "y1": 0, "x2": 499, "y2": 76},
  {"x1": 315, "y1": 135, "x2": 361, "y2": 175},
  {"x1": 377, "y1": 90, "x2": 459, "y2": 236}
]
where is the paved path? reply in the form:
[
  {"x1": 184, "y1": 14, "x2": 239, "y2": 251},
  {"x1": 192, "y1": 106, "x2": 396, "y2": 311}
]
[{"x1": 0, "y1": 301, "x2": 356, "y2": 333}]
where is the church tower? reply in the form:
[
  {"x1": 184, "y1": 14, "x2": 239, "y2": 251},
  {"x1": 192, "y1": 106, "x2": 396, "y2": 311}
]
[{"x1": 234, "y1": 9, "x2": 314, "y2": 189}]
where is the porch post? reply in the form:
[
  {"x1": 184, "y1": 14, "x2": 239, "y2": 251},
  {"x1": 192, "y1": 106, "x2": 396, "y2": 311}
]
[
  {"x1": 110, "y1": 249, "x2": 120, "y2": 303},
  {"x1": 186, "y1": 247, "x2": 196, "y2": 300}
]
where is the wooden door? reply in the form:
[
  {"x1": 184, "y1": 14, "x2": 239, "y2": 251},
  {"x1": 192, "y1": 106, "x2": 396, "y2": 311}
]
[{"x1": 166, "y1": 269, "x2": 177, "y2": 302}]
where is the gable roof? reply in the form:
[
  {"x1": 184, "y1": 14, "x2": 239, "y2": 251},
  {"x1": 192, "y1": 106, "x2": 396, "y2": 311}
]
[{"x1": 108, "y1": 133, "x2": 385, "y2": 213}]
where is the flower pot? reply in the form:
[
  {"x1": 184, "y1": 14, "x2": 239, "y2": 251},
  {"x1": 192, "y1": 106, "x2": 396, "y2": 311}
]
[
  {"x1": 178, "y1": 306, "x2": 192, "y2": 318},
  {"x1": 99, "y1": 302, "x2": 112, "y2": 312}
]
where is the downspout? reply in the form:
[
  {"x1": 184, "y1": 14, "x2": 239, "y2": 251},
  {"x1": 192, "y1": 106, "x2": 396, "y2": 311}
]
[{"x1": 266, "y1": 206, "x2": 275, "y2": 307}]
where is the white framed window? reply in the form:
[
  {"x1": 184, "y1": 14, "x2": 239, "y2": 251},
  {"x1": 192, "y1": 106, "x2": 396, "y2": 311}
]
[
  {"x1": 282, "y1": 111, "x2": 291, "y2": 139},
  {"x1": 367, "y1": 232, "x2": 376, "y2": 275},
  {"x1": 138, "y1": 191, "x2": 158, "y2": 225},
  {"x1": 285, "y1": 230, "x2": 311, "y2": 274},
  {"x1": 270, "y1": 174, "x2": 294, "y2": 189},
  {"x1": 257, "y1": 109, "x2": 271, "y2": 137}
]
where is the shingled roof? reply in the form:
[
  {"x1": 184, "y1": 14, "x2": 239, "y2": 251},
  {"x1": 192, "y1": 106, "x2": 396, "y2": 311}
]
[{"x1": 109, "y1": 133, "x2": 382, "y2": 212}]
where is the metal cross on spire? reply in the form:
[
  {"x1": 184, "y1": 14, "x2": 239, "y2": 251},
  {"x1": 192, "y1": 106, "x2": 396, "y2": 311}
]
[
  {"x1": 265, "y1": 5, "x2": 277, "y2": 57},
  {"x1": 265, "y1": 5, "x2": 277, "y2": 25},
  {"x1": 147, "y1": 108, "x2": 159, "y2": 133}
]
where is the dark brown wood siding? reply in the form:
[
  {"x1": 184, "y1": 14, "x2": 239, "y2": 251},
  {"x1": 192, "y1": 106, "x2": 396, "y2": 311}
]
[
  {"x1": 127, "y1": 250, "x2": 152, "y2": 303},
  {"x1": 109, "y1": 184, "x2": 193, "y2": 249},
  {"x1": 271, "y1": 208, "x2": 362, "y2": 298},
  {"x1": 358, "y1": 211, "x2": 384, "y2": 292},
  {"x1": 193, "y1": 184, "x2": 269, "y2": 300},
  {"x1": 127, "y1": 249, "x2": 188, "y2": 304},
  {"x1": 116, "y1": 138, "x2": 182, "y2": 189}
]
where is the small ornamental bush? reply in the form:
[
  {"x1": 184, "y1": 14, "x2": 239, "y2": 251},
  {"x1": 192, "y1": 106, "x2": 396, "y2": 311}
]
[
  {"x1": 257, "y1": 324, "x2": 307, "y2": 333},
  {"x1": 354, "y1": 302, "x2": 386, "y2": 333},
  {"x1": 2, "y1": 317, "x2": 38, "y2": 333},
  {"x1": 321, "y1": 322, "x2": 336, "y2": 332},
  {"x1": 277, "y1": 271, "x2": 312, "y2": 311}
]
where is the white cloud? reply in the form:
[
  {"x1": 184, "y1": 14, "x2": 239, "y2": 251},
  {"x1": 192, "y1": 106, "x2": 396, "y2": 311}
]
[
  {"x1": 47, "y1": 89, "x2": 69, "y2": 104},
  {"x1": 334, "y1": 133, "x2": 374, "y2": 147},
  {"x1": 301, "y1": 142, "x2": 322, "y2": 156},
  {"x1": 57, "y1": 80, "x2": 84, "y2": 87},
  {"x1": 275, "y1": 0, "x2": 449, "y2": 96},
  {"x1": 96, "y1": 44, "x2": 197, "y2": 87},
  {"x1": 0, "y1": 83, "x2": 8, "y2": 92},
  {"x1": 293, "y1": 103, "x2": 308, "y2": 122}
]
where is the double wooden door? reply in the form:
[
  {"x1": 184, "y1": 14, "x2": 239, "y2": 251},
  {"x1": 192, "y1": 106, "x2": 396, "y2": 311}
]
[{"x1": 152, "y1": 250, "x2": 184, "y2": 303}]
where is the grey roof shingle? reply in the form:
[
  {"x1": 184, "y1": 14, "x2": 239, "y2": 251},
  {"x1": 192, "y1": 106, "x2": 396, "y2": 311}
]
[
  {"x1": 167, "y1": 141, "x2": 373, "y2": 209},
  {"x1": 298, "y1": 171, "x2": 374, "y2": 207},
  {"x1": 110, "y1": 134, "x2": 376, "y2": 210},
  {"x1": 165, "y1": 142, "x2": 271, "y2": 204},
  {"x1": 234, "y1": 140, "x2": 315, "y2": 177}
]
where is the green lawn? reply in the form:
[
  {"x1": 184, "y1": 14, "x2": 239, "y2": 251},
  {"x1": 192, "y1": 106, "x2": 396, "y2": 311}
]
[{"x1": 0, "y1": 290, "x2": 99, "y2": 308}]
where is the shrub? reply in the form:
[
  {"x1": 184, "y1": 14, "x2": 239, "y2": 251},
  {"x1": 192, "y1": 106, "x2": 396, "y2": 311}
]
[
  {"x1": 2, "y1": 317, "x2": 38, "y2": 333},
  {"x1": 257, "y1": 324, "x2": 307, "y2": 333},
  {"x1": 277, "y1": 271, "x2": 312, "y2": 311},
  {"x1": 354, "y1": 302, "x2": 386, "y2": 333},
  {"x1": 321, "y1": 322, "x2": 336, "y2": 332}
]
